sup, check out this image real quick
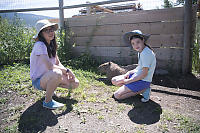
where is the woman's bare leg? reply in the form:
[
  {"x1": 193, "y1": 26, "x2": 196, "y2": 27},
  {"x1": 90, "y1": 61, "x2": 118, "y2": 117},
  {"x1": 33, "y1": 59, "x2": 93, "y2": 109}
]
[{"x1": 40, "y1": 69, "x2": 62, "y2": 103}]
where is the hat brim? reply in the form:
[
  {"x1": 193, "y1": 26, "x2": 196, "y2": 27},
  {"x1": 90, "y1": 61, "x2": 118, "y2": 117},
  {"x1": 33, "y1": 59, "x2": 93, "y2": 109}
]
[
  {"x1": 33, "y1": 23, "x2": 58, "y2": 39},
  {"x1": 123, "y1": 32, "x2": 150, "y2": 47}
]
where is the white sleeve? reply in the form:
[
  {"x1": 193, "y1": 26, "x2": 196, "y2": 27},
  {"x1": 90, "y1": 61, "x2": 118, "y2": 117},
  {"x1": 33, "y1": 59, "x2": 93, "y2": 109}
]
[{"x1": 34, "y1": 42, "x2": 48, "y2": 56}]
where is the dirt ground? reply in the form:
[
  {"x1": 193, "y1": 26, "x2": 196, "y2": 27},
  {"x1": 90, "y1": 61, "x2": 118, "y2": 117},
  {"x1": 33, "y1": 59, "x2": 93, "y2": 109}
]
[{"x1": 1, "y1": 73, "x2": 200, "y2": 133}]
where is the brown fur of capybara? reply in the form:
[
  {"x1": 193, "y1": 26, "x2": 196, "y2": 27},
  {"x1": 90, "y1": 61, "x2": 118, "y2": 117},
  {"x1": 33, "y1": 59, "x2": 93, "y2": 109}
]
[{"x1": 98, "y1": 62, "x2": 137, "y2": 80}]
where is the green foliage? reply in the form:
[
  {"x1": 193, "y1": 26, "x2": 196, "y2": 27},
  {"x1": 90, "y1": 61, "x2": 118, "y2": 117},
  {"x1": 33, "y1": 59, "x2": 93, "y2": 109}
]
[
  {"x1": 163, "y1": 0, "x2": 173, "y2": 8},
  {"x1": 66, "y1": 52, "x2": 101, "y2": 71},
  {"x1": 192, "y1": 19, "x2": 200, "y2": 73},
  {"x1": 175, "y1": 0, "x2": 197, "y2": 5},
  {"x1": 164, "y1": 0, "x2": 197, "y2": 7},
  {"x1": 57, "y1": 26, "x2": 72, "y2": 63},
  {"x1": 192, "y1": 42, "x2": 200, "y2": 73},
  {"x1": 0, "y1": 16, "x2": 35, "y2": 65}
]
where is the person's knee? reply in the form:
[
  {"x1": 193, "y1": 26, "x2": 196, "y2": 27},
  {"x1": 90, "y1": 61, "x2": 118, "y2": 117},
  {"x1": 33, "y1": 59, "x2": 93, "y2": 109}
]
[
  {"x1": 111, "y1": 77, "x2": 116, "y2": 85},
  {"x1": 40, "y1": 70, "x2": 62, "y2": 89},
  {"x1": 73, "y1": 81, "x2": 79, "y2": 89},
  {"x1": 73, "y1": 79, "x2": 80, "y2": 89},
  {"x1": 52, "y1": 69, "x2": 62, "y2": 81},
  {"x1": 114, "y1": 91, "x2": 122, "y2": 100},
  {"x1": 70, "y1": 78, "x2": 79, "y2": 89}
]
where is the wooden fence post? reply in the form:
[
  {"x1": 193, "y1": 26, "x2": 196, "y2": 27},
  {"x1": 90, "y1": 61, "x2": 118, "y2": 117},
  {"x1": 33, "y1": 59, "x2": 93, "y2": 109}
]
[{"x1": 182, "y1": 0, "x2": 193, "y2": 74}]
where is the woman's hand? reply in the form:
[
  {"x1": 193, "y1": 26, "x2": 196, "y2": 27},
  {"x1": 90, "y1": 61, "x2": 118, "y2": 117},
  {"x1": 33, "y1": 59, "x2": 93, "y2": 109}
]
[{"x1": 65, "y1": 69, "x2": 75, "y2": 82}]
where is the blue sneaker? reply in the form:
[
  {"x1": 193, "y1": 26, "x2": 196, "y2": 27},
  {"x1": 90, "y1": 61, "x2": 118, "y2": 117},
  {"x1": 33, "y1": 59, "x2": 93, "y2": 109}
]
[
  {"x1": 141, "y1": 87, "x2": 151, "y2": 102},
  {"x1": 43, "y1": 99, "x2": 64, "y2": 109}
]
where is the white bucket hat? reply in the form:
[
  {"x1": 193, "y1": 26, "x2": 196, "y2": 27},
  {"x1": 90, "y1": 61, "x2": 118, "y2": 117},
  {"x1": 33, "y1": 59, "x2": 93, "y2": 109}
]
[
  {"x1": 33, "y1": 19, "x2": 58, "y2": 39},
  {"x1": 123, "y1": 30, "x2": 150, "y2": 46}
]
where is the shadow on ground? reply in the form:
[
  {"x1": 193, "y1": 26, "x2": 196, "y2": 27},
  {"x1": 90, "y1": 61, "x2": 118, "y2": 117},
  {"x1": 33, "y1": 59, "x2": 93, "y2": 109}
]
[
  {"x1": 18, "y1": 96, "x2": 77, "y2": 133},
  {"x1": 117, "y1": 95, "x2": 162, "y2": 125},
  {"x1": 95, "y1": 77, "x2": 112, "y2": 85}
]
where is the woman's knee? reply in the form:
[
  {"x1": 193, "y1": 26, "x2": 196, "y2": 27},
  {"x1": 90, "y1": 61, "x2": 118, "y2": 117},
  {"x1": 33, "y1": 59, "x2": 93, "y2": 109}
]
[
  {"x1": 73, "y1": 81, "x2": 79, "y2": 89},
  {"x1": 71, "y1": 78, "x2": 79, "y2": 89},
  {"x1": 52, "y1": 69, "x2": 63, "y2": 81},
  {"x1": 40, "y1": 69, "x2": 62, "y2": 90}
]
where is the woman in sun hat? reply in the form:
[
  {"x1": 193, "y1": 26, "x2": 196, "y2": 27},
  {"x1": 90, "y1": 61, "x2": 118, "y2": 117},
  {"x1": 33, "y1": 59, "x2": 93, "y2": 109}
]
[
  {"x1": 111, "y1": 30, "x2": 156, "y2": 102},
  {"x1": 30, "y1": 19, "x2": 79, "y2": 109}
]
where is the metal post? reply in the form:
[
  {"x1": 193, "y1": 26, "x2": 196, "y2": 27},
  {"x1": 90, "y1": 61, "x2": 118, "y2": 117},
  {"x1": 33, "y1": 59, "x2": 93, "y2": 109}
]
[
  {"x1": 86, "y1": 1, "x2": 92, "y2": 15},
  {"x1": 182, "y1": 0, "x2": 193, "y2": 74},
  {"x1": 59, "y1": 0, "x2": 64, "y2": 29}
]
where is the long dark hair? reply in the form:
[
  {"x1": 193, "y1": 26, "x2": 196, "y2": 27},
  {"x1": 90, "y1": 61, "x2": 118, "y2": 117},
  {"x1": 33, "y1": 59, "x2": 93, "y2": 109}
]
[
  {"x1": 130, "y1": 35, "x2": 153, "y2": 51},
  {"x1": 38, "y1": 30, "x2": 57, "y2": 58}
]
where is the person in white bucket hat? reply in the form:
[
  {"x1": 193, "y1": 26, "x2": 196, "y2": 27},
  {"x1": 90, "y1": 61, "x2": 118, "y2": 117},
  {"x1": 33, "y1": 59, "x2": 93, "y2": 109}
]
[
  {"x1": 33, "y1": 19, "x2": 58, "y2": 40},
  {"x1": 30, "y1": 19, "x2": 79, "y2": 109},
  {"x1": 111, "y1": 30, "x2": 156, "y2": 102}
]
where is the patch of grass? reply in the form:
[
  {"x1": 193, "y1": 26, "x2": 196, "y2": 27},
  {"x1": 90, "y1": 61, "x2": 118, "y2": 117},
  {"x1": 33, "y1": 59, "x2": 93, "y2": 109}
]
[
  {"x1": 3, "y1": 123, "x2": 19, "y2": 133},
  {"x1": 86, "y1": 96, "x2": 97, "y2": 103},
  {"x1": 73, "y1": 103, "x2": 82, "y2": 115},
  {"x1": 160, "y1": 110, "x2": 200, "y2": 133},
  {"x1": 80, "y1": 115, "x2": 87, "y2": 124},
  {"x1": 69, "y1": 67, "x2": 109, "y2": 101},
  {"x1": 175, "y1": 114, "x2": 200, "y2": 132},
  {"x1": 87, "y1": 107, "x2": 96, "y2": 114},
  {"x1": 0, "y1": 63, "x2": 32, "y2": 93},
  {"x1": 117, "y1": 104, "x2": 126, "y2": 112},
  {"x1": 135, "y1": 125, "x2": 145, "y2": 133},
  {"x1": 7, "y1": 113, "x2": 21, "y2": 123},
  {"x1": 158, "y1": 123, "x2": 169, "y2": 133},
  {"x1": 0, "y1": 97, "x2": 8, "y2": 104},
  {"x1": 98, "y1": 115, "x2": 104, "y2": 120},
  {"x1": 100, "y1": 98, "x2": 109, "y2": 103},
  {"x1": 9, "y1": 105, "x2": 24, "y2": 113}
]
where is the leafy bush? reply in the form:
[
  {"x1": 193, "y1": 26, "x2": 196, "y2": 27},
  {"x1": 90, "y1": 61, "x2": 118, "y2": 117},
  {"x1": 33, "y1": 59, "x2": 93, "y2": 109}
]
[
  {"x1": 192, "y1": 41, "x2": 200, "y2": 73},
  {"x1": 192, "y1": 19, "x2": 200, "y2": 73},
  {"x1": 0, "y1": 16, "x2": 35, "y2": 65},
  {"x1": 66, "y1": 52, "x2": 101, "y2": 71},
  {"x1": 57, "y1": 27, "x2": 72, "y2": 63}
]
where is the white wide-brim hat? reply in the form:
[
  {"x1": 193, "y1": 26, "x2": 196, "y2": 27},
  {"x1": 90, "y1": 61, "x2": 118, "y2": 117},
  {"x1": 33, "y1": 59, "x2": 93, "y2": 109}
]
[
  {"x1": 123, "y1": 30, "x2": 150, "y2": 46},
  {"x1": 33, "y1": 19, "x2": 58, "y2": 39}
]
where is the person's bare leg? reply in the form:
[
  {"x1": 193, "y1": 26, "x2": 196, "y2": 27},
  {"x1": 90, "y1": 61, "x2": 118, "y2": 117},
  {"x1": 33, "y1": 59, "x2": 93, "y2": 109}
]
[
  {"x1": 119, "y1": 89, "x2": 145, "y2": 99},
  {"x1": 114, "y1": 86, "x2": 146, "y2": 100},
  {"x1": 40, "y1": 69, "x2": 62, "y2": 103}
]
